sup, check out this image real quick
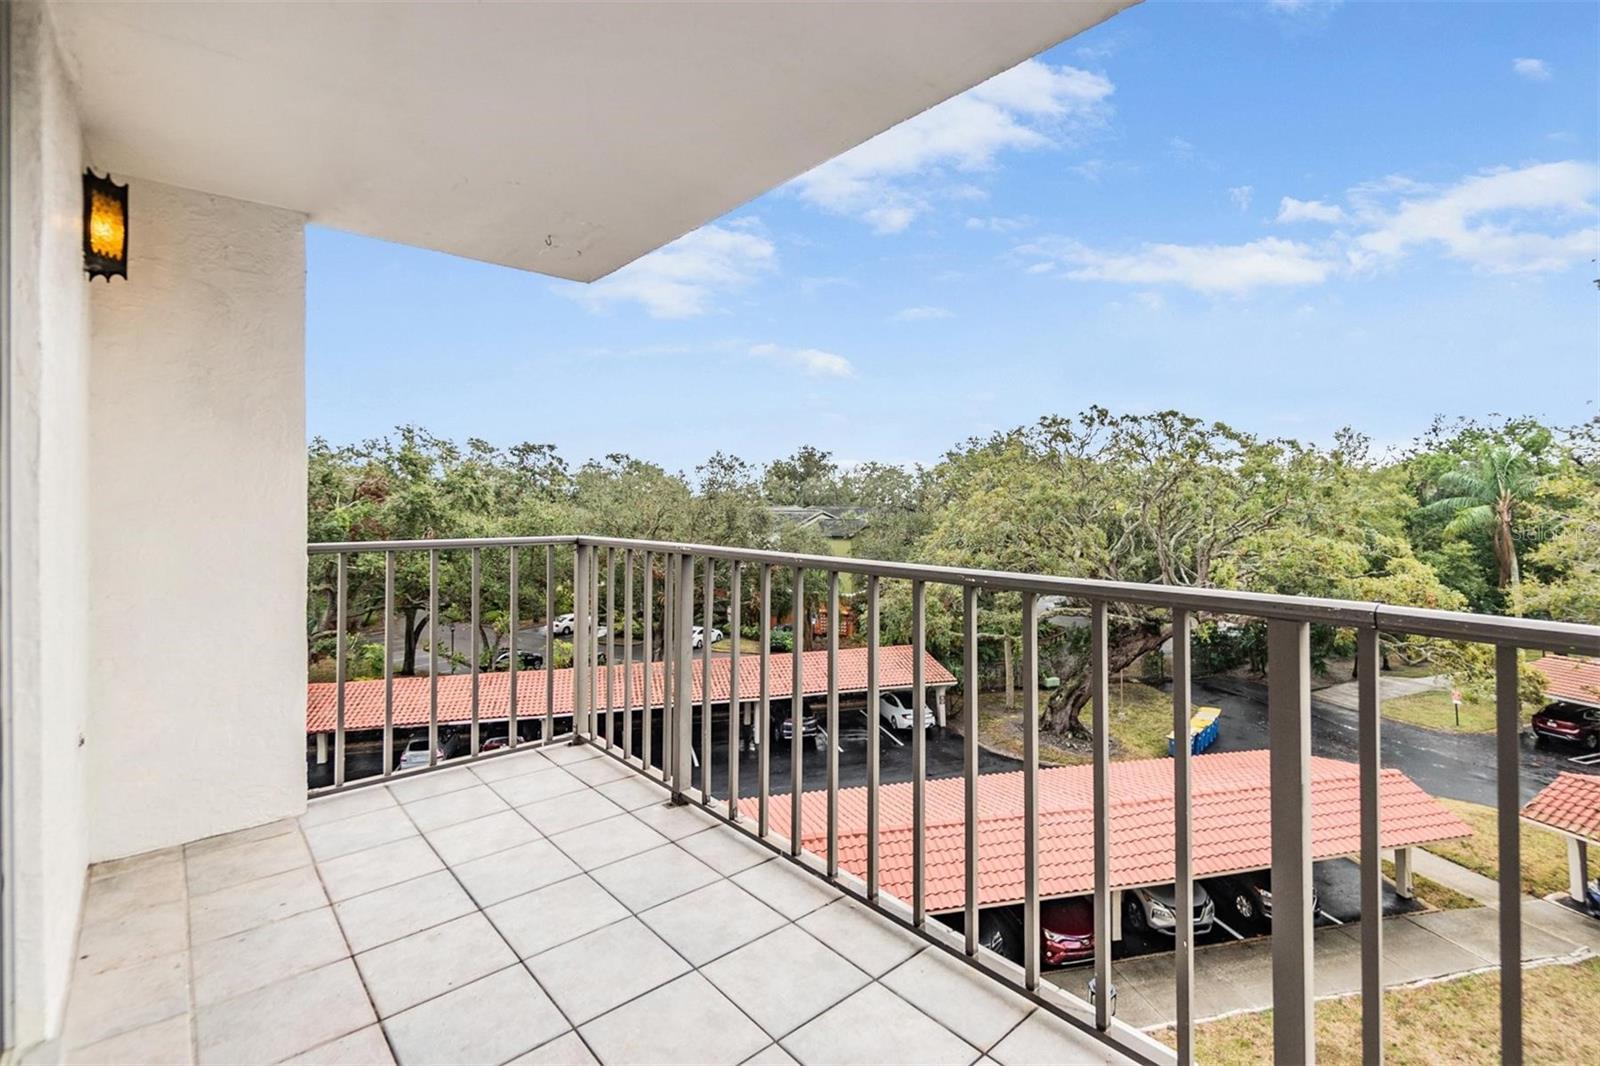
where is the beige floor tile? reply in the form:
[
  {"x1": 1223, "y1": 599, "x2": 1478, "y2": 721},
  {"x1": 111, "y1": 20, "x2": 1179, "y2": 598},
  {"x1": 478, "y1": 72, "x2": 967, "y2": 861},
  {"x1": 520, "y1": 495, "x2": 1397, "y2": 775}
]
[
  {"x1": 186, "y1": 830, "x2": 312, "y2": 896},
  {"x1": 334, "y1": 869, "x2": 476, "y2": 953},
  {"x1": 579, "y1": 973, "x2": 768, "y2": 1065},
  {"x1": 797, "y1": 898, "x2": 923, "y2": 977},
  {"x1": 493, "y1": 767, "x2": 590, "y2": 807},
  {"x1": 300, "y1": 786, "x2": 397, "y2": 828},
  {"x1": 184, "y1": 818, "x2": 297, "y2": 858},
  {"x1": 81, "y1": 861, "x2": 187, "y2": 927},
  {"x1": 192, "y1": 906, "x2": 348, "y2": 1006},
  {"x1": 386, "y1": 767, "x2": 480, "y2": 804},
  {"x1": 425, "y1": 809, "x2": 541, "y2": 866},
  {"x1": 678, "y1": 825, "x2": 774, "y2": 876},
  {"x1": 519, "y1": 790, "x2": 628, "y2": 836},
  {"x1": 506, "y1": 1030, "x2": 597, "y2": 1065},
  {"x1": 527, "y1": 917, "x2": 690, "y2": 1025},
  {"x1": 383, "y1": 965, "x2": 567, "y2": 1065},
  {"x1": 590, "y1": 844, "x2": 719, "y2": 912},
  {"x1": 630, "y1": 801, "x2": 721, "y2": 841},
  {"x1": 987, "y1": 1007, "x2": 1122, "y2": 1066},
  {"x1": 486, "y1": 875, "x2": 629, "y2": 959},
  {"x1": 315, "y1": 836, "x2": 443, "y2": 902},
  {"x1": 880, "y1": 949, "x2": 1034, "y2": 1052},
  {"x1": 782, "y1": 983, "x2": 976, "y2": 1066},
  {"x1": 638, "y1": 879, "x2": 786, "y2": 966},
  {"x1": 547, "y1": 815, "x2": 668, "y2": 871},
  {"x1": 452, "y1": 838, "x2": 581, "y2": 906},
  {"x1": 281, "y1": 1024, "x2": 395, "y2": 1065},
  {"x1": 189, "y1": 864, "x2": 327, "y2": 942},
  {"x1": 469, "y1": 749, "x2": 557, "y2": 784},
  {"x1": 304, "y1": 807, "x2": 417, "y2": 862},
  {"x1": 63, "y1": 950, "x2": 190, "y2": 1048},
  {"x1": 64, "y1": 1013, "x2": 191, "y2": 1066},
  {"x1": 730, "y1": 859, "x2": 841, "y2": 920},
  {"x1": 701, "y1": 925, "x2": 868, "y2": 1039},
  {"x1": 593, "y1": 775, "x2": 671, "y2": 812},
  {"x1": 75, "y1": 899, "x2": 188, "y2": 975},
  {"x1": 402, "y1": 784, "x2": 510, "y2": 832},
  {"x1": 355, "y1": 912, "x2": 516, "y2": 1017},
  {"x1": 195, "y1": 959, "x2": 375, "y2": 1065}
]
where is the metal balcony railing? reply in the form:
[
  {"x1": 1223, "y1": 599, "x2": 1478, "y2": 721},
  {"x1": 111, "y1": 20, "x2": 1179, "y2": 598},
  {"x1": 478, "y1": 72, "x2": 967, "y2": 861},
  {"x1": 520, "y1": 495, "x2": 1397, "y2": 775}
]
[{"x1": 306, "y1": 534, "x2": 1600, "y2": 1066}]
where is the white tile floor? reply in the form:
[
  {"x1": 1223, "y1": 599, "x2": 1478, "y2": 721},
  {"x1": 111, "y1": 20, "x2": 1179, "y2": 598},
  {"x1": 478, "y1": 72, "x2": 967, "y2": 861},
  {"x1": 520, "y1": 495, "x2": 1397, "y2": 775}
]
[{"x1": 59, "y1": 744, "x2": 1134, "y2": 1065}]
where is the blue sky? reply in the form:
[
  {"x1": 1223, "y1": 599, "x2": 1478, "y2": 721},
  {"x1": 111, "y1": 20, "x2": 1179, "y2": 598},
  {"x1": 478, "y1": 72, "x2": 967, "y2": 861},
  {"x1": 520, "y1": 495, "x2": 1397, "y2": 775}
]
[{"x1": 308, "y1": 0, "x2": 1600, "y2": 473}]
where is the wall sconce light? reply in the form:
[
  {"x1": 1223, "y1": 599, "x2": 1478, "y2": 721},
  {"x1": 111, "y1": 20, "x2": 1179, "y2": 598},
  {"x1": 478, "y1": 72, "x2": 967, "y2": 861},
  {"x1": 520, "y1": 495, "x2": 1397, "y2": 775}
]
[{"x1": 83, "y1": 169, "x2": 128, "y2": 281}]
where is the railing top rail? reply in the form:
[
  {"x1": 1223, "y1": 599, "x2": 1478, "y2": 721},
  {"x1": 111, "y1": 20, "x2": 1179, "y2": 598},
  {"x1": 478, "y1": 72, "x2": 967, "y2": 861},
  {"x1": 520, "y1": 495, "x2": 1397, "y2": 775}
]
[{"x1": 304, "y1": 533, "x2": 1600, "y2": 654}]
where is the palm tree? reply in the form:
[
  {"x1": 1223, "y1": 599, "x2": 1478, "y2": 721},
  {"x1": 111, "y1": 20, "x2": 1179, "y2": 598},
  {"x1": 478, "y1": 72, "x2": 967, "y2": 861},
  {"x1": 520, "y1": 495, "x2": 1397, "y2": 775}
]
[{"x1": 1422, "y1": 445, "x2": 1540, "y2": 591}]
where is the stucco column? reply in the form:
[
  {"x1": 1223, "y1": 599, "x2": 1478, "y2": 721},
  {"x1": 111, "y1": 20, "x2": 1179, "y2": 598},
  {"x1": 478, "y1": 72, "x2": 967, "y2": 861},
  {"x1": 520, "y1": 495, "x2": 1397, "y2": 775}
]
[{"x1": 1569, "y1": 838, "x2": 1590, "y2": 903}]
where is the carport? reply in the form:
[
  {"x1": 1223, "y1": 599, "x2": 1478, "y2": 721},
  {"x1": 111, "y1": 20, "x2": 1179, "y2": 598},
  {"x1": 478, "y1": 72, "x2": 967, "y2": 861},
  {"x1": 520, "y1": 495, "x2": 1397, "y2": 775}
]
[
  {"x1": 757, "y1": 750, "x2": 1472, "y2": 942},
  {"x1": 1521, "y1": 771, "x2": 1600, "y2": 904}
]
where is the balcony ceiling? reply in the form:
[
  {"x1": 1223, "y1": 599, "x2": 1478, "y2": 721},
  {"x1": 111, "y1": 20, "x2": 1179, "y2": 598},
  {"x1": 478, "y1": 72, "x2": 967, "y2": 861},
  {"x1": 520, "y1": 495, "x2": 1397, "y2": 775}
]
[{"x1": 49, "y1": 1, "x2": 1131, "y2": 281}]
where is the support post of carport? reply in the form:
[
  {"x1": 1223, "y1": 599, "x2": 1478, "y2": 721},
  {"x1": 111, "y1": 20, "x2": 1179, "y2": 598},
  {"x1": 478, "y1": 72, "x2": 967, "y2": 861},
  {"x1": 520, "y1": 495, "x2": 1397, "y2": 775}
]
[
  {"x1": 1569, "y1": 838, "x2": 1590, "y2": 903},
  {"x1": 315, "y1": 733, "x2": 328, "y2": 765},
  {"x1": 1393, "y1": 847, "x2": 1414, "y2": 900}
]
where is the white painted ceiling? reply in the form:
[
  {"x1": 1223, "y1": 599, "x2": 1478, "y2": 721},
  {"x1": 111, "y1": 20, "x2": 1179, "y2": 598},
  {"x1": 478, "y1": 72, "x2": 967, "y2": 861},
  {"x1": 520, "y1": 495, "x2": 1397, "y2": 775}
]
[{"x1": 50, "y1": 1, "x2": 1131, "y2": 281}]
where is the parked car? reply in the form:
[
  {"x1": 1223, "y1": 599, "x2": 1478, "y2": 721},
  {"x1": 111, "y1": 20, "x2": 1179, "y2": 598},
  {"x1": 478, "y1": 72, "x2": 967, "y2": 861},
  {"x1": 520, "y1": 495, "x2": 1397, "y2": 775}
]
[
  {"x1": 1041, "y1": 897, "x2": 1095, "y2": 967},
  {"x1": 691, "y1": 625, "x2": 724, "y2": 650},
  {"x1": 777, "y1": 712, "x2": 827, "y2": 751},
  {"x1": 877, "y1": 691, "x2": 936, "y2": 732},
  {"x1": 1531, "y1": 702, "x2": 1600, "y2": 751},
  {"x1": 1586, "y1": 878, "x2": 1600, "y2": 919},
  {"x1": 480, "y1": 737, "x2": 510, "y2": 752},
  {"x1": 1123, "y1": 882, "x2": 1214, "y2": 937},
  {"x1": 1204, "y1": 870, "x2": 1318, "y2": 928},
  {"x1": 397, "y1": 737, "x2": 437, "y2": 770},
  {"x1": 493, "y1": 650, "x2": 543, "y2": 671},
  {"x1": 551, "y1": 613, "x2": 576, "y2": 636}
]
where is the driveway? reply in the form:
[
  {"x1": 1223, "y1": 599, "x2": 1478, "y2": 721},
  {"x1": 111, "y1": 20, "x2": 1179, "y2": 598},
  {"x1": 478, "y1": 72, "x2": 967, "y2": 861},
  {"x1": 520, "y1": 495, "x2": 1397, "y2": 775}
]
[{"x1": 1197, "y1": 677, "x2": 1573, "y2": 806}]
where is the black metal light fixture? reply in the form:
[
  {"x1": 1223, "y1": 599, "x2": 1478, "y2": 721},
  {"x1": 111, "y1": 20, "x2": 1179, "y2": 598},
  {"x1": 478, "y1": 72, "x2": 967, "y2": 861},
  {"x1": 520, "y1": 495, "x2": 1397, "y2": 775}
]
[{"x1": 82, "y1": 169, "x2": 128, "y2": 281}]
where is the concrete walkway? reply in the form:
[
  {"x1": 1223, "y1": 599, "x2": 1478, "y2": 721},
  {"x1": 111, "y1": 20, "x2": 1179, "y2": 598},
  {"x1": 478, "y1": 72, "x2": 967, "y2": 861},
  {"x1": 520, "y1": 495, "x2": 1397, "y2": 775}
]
[
  {"x1": 1314, "y1": 673, "x2": 1447, "y2": 713},
  {"x1": 1045, "y1": 853, "x2": 1600, "y2": 1031}
]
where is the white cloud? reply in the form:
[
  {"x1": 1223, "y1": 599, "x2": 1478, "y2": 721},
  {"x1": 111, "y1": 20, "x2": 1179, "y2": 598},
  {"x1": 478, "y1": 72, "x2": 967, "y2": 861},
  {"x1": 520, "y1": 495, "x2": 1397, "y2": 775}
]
[
  {"x1": 1513, "y1": 57, "x2": 1552, "y2": 82},
  {"x1": 1229, "y1": 185, "x2": 1254, "y2": 212},
  {"x1": 749, "y1": 343, "x2": 855, "y2": 378},
  {"x1": 965, "y1": 215, "x2": 1033, "y2": 233},
  {"x1": 892, "y1": 306, "x2": 953, "y2": 322},
  {"x1": 569, "y1": 222, "x2": 774, "y2": 318},
  {"x1": 1276, "y1": 196, "x2": 1347, "y2": 224},
  {"x1": 1350, "y1": 161, "x2": 1599, "y2": 273},
  {"x1": 786, "y1": 58, "x2": 1112, "y2": 233},
  {"x1": 1020, "y1": 237, "x2": 1334, "y2": 294}
]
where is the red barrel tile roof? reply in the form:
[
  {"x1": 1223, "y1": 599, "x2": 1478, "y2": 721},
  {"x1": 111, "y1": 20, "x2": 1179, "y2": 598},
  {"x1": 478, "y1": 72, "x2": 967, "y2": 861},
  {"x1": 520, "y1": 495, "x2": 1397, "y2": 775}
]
[
  {"x1": 1520, "y1": 771, "x2": 1600, "y2": 843},
  {"x1": 306, "y1": 645, "x2": 955, "y2": 734},
  {"x1": 742, "y1": 750, "x2": 1471, "y2": 913},
  {"x1": 1530, "y1": 655, "x2": 1600, "y2": 709}
]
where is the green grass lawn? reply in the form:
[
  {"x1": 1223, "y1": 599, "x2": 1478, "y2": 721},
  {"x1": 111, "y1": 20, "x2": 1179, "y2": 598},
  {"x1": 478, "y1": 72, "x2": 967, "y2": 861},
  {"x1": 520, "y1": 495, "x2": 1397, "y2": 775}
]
[
  {"x1": 1382, "y1": 689, "x2": 1499, "y2": 733},
  {"x1": 1157, "y1": 957, "x2": 1599, "y2": 1065},
  {"x1": 971, "y1": 680, "x2": 1175, "y2": 765},
  {"x1": 1422, "y1": 798, "x2": 1573, "y2": 899},
  {"x1": 1378, "y1": 859, "x2": 1481, "y2": 911}
]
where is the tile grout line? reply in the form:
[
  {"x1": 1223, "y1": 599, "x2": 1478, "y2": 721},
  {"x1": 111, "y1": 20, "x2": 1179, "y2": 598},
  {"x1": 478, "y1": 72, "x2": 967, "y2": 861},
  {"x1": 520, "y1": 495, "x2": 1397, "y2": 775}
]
[
  {"x1": 180, "y1": 845, "x2": 199, "y2": 1066},
  {"x1": 291, "y1": 812, "x2": 402, "y2": 1065}
]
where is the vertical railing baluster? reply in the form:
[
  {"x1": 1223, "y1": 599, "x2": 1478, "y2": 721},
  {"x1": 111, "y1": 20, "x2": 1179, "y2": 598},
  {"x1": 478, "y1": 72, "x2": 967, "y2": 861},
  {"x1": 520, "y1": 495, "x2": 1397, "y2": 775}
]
[
  {"x1": 572, "y1": 544, "x2": 590, "y2": 746},
  {"x1": 624, "y1": 551, "x2": 635, "y2": 763},
  {"x1": 643, "y1": 552, "x2": 654, "y2": 773},
  {"x1": 1173, "y1": 608, "x2": 1194, "y2": 1064},
  {"x1": 427, "y1": 548, "x2": 439, "y2": 767},
  {"x1": 758, "y1": 565, "x2": 772, "y2": 837},
  {"x1": 1091, "y1": 600, "x2": 1109, "y2": 1020},
  {"x1": 382, "y1": 550, "x2": 395, "y2": 777},
  {"x1": 1267, "y1": 618, "x2": 1313, "y2": 1063},
  {"x1": 334, "y1": 552, "x2": 348, "y2": 788},
  {"x1": 728, "y1": 561, "x2": 742, "y2": 820},
  {"x1": 673, "y1": 553, "x2": 695, "y2": 800},
  {"x1": 1023, "y1": 592, "x2": 1041, "y2": 990},
  {"x1": 1497, "y1": 643, "x2": 1523, "y2": 1066},
  {"x1": 508, "y1": 546, "x2": 519, "y2": 748},
  {"x1": 791, "y1": 565, "x2": 805, "y2": 858},
  {"x1": 664, "y1": 553, "x2": 675, "y2": 781},
  {"x1": 867, "y1": 575, "x2": 880, "y2": 900},
  {"x1": 470, "y1": 548, "x2": 481, "y2": 757},
  {"x1": 605, "y1": 547, "x2": 616, "y2": 749},
  {"x1": 912, "y1": 580, "x2": 927, "y2": 927},
  {"x1": 589, "y1": 545, "x2": 600, "y2": 740},
  {"x1": 1358, "y1": 625, "x2": 1383, "y2": 1066},
  {"x1": 544, "y1": 545, "x2": 555, "y2": 744},
  {"x1": 702, "y1": 557, "x2": 714, "y2": 803},
  {"x1": 826, "y1": 570, "x2": 840, "y2": 877},
  {"x1": 963, "y1": 585, "x2": 979, "y2": 955}
]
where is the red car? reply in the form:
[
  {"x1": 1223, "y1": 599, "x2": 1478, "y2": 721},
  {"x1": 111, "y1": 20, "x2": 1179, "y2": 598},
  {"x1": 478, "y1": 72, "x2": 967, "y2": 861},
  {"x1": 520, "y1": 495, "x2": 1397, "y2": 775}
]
[
  {"x1": 1531, "y1": 703, "x2": 1600, "y2": 752},
  {"x1": 1041, "y1": 897, "x2": 1095, "y2": 967}
]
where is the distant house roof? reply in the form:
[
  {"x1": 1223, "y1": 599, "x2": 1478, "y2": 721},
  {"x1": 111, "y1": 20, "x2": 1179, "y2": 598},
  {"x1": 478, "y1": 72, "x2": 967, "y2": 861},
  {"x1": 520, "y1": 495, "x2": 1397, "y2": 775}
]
[
  {"x1": 306, "y1": 645, "x2": 955, "y2": 735},
  {"x1": 1521, "y1": 771, "x2": 1600, "y2": 843},
  {"x1": 743, "y1": 750, "x2": 1471, "y2": 912},
  {"x1": 768, "y1": 505, "x2": 868, "y2": 539},
  {"x1": 1530, "y1": 655, "x2": 1600, "y2": 709}
]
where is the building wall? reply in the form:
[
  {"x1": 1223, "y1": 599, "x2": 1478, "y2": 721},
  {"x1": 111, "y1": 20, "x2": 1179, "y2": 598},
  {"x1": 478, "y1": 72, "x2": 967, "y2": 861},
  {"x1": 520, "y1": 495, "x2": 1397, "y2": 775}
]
[
  {"x1": 4, "y1": 0, "x2": 93, "y2": 1044},
  {"x1": 87, "y1": 178, "x2": 307, "y2": 860}
]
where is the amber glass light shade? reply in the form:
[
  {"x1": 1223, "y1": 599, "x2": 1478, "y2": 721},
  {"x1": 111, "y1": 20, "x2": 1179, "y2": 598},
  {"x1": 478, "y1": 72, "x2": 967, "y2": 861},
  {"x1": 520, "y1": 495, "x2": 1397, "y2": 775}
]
[{"x1": 83, "y1": 170, "x2": 128, "y2": 280}]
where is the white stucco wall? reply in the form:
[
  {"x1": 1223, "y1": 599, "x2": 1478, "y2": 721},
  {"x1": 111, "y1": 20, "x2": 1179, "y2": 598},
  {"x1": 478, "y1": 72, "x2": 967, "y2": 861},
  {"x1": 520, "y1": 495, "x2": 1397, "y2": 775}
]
[
  {"x1": 5, "y1": 0, "x2": 93, "y2": 1045},
  {"x1": 87, "y1": 179, "x2": 307, "y2": 860}
]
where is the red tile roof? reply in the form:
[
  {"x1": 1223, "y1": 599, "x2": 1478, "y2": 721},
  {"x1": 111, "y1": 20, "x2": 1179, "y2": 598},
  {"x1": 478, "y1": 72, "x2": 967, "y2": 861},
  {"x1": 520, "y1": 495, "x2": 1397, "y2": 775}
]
[
  {"x1": 306, "y1": 645, "x2": 955, "y2": 734},
  {"x1": 1530, "y1": 655, "x2": 1600, "y2": 709},
  {"x1": 1521, "y1": 771, "x2": 1600, "y2": 843},
  {"x1": 740, "y1": 750, "x2": 1470, "y2": 913}
]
